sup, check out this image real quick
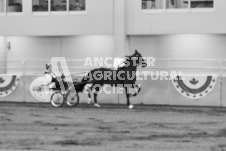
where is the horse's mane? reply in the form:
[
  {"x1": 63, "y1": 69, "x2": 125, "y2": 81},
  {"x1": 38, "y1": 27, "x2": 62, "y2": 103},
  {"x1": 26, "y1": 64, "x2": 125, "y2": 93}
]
[{"x1": 117, "y1": 54, "x2": 136, "y2": 70}]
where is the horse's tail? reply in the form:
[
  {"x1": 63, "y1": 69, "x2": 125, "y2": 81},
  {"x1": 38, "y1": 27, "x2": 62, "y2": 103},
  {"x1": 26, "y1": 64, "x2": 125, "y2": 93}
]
[{"x1": 76, "y1": 75, "x2": 90, "y2": 92}]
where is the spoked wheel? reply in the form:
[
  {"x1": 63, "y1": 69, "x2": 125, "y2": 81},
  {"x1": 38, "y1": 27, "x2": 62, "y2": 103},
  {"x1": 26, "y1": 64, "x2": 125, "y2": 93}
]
[
  {"x1": 65, "y1": 92, "x2": 80, "y2": 107},
  {"x1": 50, "y1": 92, "x2": 64, "y2": 107}
]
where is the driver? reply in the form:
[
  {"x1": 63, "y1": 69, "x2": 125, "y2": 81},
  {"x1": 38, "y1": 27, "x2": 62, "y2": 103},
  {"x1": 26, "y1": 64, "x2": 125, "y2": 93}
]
[
  {"x1": 44, "y1": 62, "x2": 67, "y2": 91},
  {"x1": 44, "y1": 63, "x2": 57, "y2": 84}
]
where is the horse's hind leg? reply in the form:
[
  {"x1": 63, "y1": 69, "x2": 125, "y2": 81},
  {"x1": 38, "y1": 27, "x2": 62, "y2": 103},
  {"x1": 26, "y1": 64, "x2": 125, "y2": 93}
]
[
  {"x1": 125, "y1": 87, "x2": 133, "y2": 109},
  {"x1": 93, "y1": 86, "x2": 101, "y2": 108}
]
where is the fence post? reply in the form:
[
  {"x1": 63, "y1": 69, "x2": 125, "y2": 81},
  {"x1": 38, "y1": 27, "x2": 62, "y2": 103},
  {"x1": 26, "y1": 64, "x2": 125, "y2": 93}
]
[
  {"x1": 219, "y1": 59, "x2": 223, "y2": 107},
  {"x1": 22, "y1": 60, "x2": 26, "y2": 103},
  {"x1": 167, "y1": 60, "x2": 170, "y2": 105}
]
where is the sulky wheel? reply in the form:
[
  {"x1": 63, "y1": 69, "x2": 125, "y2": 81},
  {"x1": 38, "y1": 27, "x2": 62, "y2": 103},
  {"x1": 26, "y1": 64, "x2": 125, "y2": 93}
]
[
  {"x1": 50, "y1": 92, "x2": 64, "y2": 107},
  {"x1": 65, "y1": 92, "x2": 80, "y2": 107}
]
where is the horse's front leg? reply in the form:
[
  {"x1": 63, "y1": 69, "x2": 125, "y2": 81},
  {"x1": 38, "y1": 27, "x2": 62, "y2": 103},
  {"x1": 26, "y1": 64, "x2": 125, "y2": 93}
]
[
  {"x1": 87, "y1": 93, "x2": 92, "y2": 105},
  {"x1": 93, "y1": 85, "x2": 101, "y2": 108},
  {"x1": 125, "y1": 87, "x2": 134, "y2": 109}
]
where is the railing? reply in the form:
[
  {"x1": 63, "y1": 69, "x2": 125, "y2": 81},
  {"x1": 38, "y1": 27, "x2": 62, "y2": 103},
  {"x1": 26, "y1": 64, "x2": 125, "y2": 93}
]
[
  {"x1": 0, "y1": 59, "x2": 226, "y2": 106},
  {"x1": 0, "y1": 59, "x2": 224, "y2": 75}
]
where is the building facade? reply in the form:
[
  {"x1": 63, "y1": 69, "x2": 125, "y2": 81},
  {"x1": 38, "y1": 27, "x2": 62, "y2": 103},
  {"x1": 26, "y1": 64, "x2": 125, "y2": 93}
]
[
  {"x1": 1, "y1": 0, "x2": 226, "y2": 106},
  {"x1": 0, "y1": 0, "x2": 225, "y2": 63}
]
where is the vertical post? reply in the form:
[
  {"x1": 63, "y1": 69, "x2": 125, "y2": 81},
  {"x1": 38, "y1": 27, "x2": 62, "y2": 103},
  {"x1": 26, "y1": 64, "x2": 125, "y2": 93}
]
[
  {"x1": 114, "y1": 0, "x2": 128, "y2": 57},
  {"x1": 114, "y1": 0, "x2": 127, "y2": 104},
  {"x1": 167, "y1": 60, "x2": 170, "y2": 105},
  {"x1": 219, "y1": 60, "x2": 223, "y2": 107},
  {"x1": 23, "y1": 60, "x2": 26, "y2": 102},
  {"x1": 0, "y1": 36, "x2": 7, "y2": 74}
]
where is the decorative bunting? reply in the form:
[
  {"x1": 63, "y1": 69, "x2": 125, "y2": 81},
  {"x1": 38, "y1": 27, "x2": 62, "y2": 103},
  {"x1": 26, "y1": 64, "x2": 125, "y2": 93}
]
[
  {"x1": 171, "y1": 75, "x2": 217, "y2": 99},
  {"x1": 0, "y1": 75, "x2": 20, "y2": 97}
]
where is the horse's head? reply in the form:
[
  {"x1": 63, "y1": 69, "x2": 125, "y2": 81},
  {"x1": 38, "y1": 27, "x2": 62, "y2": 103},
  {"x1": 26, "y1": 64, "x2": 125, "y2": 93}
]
[
  {"x1": 45, "y1": 62, "x2": 52, "y2": 73},
  {"x1": 130, "y1": 50, "x2": 147, "y2": 68}
]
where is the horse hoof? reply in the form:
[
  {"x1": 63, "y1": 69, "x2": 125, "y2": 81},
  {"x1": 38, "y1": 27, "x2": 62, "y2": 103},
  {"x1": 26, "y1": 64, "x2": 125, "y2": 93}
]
[
  {"x1": 94, "y1": 103, "x2": 101, "y2": 108},
  {"x1": 128, "y1": 105, "x2": 134, "y2": 109}
]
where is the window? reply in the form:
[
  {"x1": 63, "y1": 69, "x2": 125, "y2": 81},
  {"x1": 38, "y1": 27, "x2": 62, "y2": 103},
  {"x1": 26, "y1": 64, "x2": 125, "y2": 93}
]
[
  {"x1": 32, "y1": 0, "x2": 49, "y2": 12},
  {"x1": 190, "y1": 0, "x2": 213, "y2": 9},
  {"x1": 51, "y1": 0, "x2": 67, "y2": 12},
  {"x1": 69, "y1": 0, "x2": 85, "y2": 11},
  {"x1": 32, "y1": 0, "x2": 86, "y2": 15},
  {"x1": 0, "y1": 0, "x2": 23, "y2": 15},
  {"x1": 142, "y1": 0, "x2": 164, "y2": 10},
  {"x1": 166, "y1": 0, "x2": 189, "y2": 9},
  {"x1": 7, "y1": 0, "x2": 23, "y2": 13},
  {"x1": 142, "y1": 0, "x2": 214, "y2": 13}
]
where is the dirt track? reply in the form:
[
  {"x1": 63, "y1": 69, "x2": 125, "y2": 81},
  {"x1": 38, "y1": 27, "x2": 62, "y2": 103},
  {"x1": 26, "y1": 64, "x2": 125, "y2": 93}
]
[{"x1": 0, "y1": 102, "x2": 226, "y2": 151}]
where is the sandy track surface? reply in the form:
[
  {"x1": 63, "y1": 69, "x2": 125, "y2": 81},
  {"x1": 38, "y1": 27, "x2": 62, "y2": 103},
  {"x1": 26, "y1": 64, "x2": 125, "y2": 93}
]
[{"x1": 0, "y1": 102, "x2": 226, "y2": 151}]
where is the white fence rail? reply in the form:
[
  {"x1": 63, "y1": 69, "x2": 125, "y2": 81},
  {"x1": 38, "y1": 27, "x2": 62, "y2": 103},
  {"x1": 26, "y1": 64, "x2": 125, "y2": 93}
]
[
  {"x1": 0, "y1": 59, "x2": 226, "y2": 107},
  {"x1": 0, "y1": 59, "x2": 224, "y2": 75}
]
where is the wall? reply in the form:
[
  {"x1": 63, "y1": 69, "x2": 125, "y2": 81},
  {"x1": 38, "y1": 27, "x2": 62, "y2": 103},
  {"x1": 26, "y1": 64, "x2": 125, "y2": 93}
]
[
  {"x1": 61, "y1": 35, "x2": 114, "y2": 58},
  {"x1": 6, "y1": 34, "x2": 226, "y2": 74},
  {"x1": 6, "y1": 36, "x2": 114, "y2": 74},
  {"x1": 119, "y1": 76, "x2": 222, "y2": 107},
  {"x1": 7, "y1": 36, "x2": 61, "y2": 61},
  {"x1": 0, "y1": 74, "x2": 225, "y2": 107},
  {"x1": 0, "y1": 0, "x2": 113, "y2": 36},
  {"x1": 128, "y1": 34, "x2": 226, "y2": 60},
  {"x1": 114, "y1": 0, "x2": 129, "y2": 57},
  {"x1": 7, "y1": 36, "x2": 114, "y2": 60},
  {"x1": 126, "y1": 0, "x2": 226, "y2": 35},
  {"x1": 0, "y1": 37, "x2": 7, "y2": 73}
]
